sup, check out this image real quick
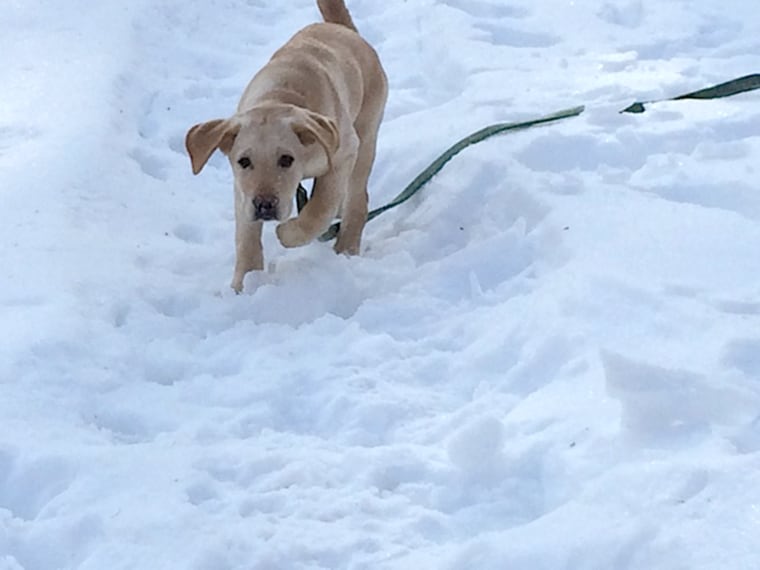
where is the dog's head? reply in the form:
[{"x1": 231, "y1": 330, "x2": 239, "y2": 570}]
[{"x1": 185, "y1": 104, "x2": 339, "y2": 222}]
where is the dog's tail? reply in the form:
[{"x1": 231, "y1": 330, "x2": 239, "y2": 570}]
[{"x1": 317, "y1": 0, "x2": 357, "y2": 31}]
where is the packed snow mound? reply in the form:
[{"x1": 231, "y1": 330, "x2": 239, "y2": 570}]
[{"x1": 2, "y1": 0, "x2": 760, "y2": 569}]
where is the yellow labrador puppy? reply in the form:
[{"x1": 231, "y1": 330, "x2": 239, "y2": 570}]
[{"x1": 186, "y1": 0, "x2": 387, "y2": 293}]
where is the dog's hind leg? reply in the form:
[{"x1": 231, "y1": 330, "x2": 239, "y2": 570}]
[
  {"x1": 334, "y1": 145, "x2": 374, "y2": 255},
  {"x1": 334, "y1": 106, "x2": 385, "y2": 255}
]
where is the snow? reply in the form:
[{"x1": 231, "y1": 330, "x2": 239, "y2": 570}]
[{"x1": 2, "y1": 0, "x2": 760, "y2": 568}]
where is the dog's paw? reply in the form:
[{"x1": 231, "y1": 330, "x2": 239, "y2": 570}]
[
  {"x1": 334, "y1": 238, "x2": 361, "y2": 256},
  {"x1": 276, "y1": 219, "x2": 311, "y2": 248},
  {"x1": 230, "y1": 277, "x2": 244, "y2": 294}
]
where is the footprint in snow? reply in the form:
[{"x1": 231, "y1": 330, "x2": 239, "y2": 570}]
[
  {"x1": 620, "y1": 13, "x2": 742, "y2": 59},
  {"x1": 187, "y1": 454, "x2": 292, "y2": 517},
  {"x1": 730, "y1": 415, "x2": 760, "y2": 454},
  {"x1": 168, "y1": 132, "x2": 187, "y2": 155},
  {"x1": 603, "y1": 351, "x2": 760, "y2": 446},
  {"x1": 185, "y1": 480, "x2": 221, "y2": 508},
  {"x1": 85, "y1": 404, "x2": 172, "y2": 443},
  {"x1": 597, "y1": 0, "x2": 644, "y2": 28},
  {"x1": 713, "y1": 298, "x2": 760, "y2": 316},
  {"x1": 110, "y1": 300, "x2": 131, "y2": 328},
  {"x1": 171, "y1": 223, "x2": 205, "y2": 244},
  {"x1": 437, "y1": 0, "x2": 556, "y2": 47},
  {"x1": 183, "y1": 84, "x2": 216, "y2": 101},
  {"x1": 440, "y1": 0, "x2": 529, "y2": 19},
  {"x1": 0, "y1": 448, "x2": 77, "y2": 521},
  {"x1": 721, "y1": 338, "x2": 760, "y2": 378},
  {"x1": 146, "y1": 292, "x2": 200, "y2": 319},
  {"x1": 473, "y1": 21, "x2": 559, "y2": 48},
  {"x1": 0, "y1": 124, "x2": 42, "y2": 153},
  {"x1": 130, "y1": 147, "x2": 168, "y2": 181}
]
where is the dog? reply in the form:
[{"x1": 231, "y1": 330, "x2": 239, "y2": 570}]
[{"x1": 185, "y1": 0, "x2": 388, "y2": 293}]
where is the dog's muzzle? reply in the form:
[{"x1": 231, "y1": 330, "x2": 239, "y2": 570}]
[{"x1": 253, "y1": 195, "x2": 279, "y2": 221}]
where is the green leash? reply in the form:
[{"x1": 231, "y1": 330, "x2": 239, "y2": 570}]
[
  {"x1": 299, "y1": 106, "x2": 585, "y2": 241},
  {"x1": 296, "y1": 74, "x2": 759, "y2": 242},
  {"x1": 621, "y1": 73, "x2": 760, "y2": 114},
  {"x1": 315, "y1": 105, "x2": 585, "y2": 241}
]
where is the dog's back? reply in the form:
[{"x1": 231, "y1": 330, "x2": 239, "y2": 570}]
[{"x1": 241, "y1": 0, "x2": 385, "y2": 122}]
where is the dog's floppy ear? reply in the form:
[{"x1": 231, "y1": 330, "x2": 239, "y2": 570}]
[
  {"x1": 185, "y1": 119, "x2": 240, "y2": 175},
  {"x1": 291, "y1": 111, "x2": 340, "y2": 170}
]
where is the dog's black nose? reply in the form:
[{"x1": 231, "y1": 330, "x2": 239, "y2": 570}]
[{"x1": 253, "y1": 195, "x2": 279, "y2": 221}]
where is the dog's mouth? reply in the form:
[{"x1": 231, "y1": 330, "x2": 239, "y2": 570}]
[{"x1": 253, "y1": 212, "x2": 278, "y2": 222}]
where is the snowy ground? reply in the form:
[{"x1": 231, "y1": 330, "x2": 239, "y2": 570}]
[{"x1": 2, "y1": 0, "x2": 760, "y2": 568}]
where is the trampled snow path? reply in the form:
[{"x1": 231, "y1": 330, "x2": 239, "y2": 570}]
[{"x1": 2, "y1": 0, "x2": 760, "y2": 568}]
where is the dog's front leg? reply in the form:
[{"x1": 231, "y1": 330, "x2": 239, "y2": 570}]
[
  {"x1": 276, "y1": 158, "x2": 355, "y2": 248},
  {"x1": 231, "y1": 208, "x2": 264, "y2": 293}
]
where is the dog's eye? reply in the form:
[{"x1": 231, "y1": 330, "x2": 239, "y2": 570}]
[
  {"x1": 278, "y1": 154, "x2": 295, "y2": 168},
  {"x1": 237, "y1": 157, "x2": 252, "y2": 169}
]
